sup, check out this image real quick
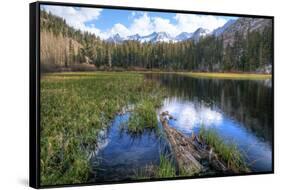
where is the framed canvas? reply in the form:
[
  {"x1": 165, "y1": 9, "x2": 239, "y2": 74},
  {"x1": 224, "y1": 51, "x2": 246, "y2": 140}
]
[{"x1": 30, "y1": 1, "x2": 274, "y2": 188}]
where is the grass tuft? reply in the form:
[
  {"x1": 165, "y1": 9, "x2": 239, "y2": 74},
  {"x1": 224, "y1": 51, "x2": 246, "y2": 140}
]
[
  {"x1": 199, "y1": 127, "x2": 249, "y2": 172},
  {"x1": 156, "y1": 155, "x2": 177, "y2": 178},
  {"x1": 127, "y1": 100, "x2": 158, "y2": 133}
]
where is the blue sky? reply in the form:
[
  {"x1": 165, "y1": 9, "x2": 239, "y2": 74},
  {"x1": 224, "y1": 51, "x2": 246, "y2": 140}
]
[
  {"x1": 91, "y1": 10, "x2": 179, "y2": 31},
  {"x1": 41, "y1": 5, "x2": 238, "y2": 39}
]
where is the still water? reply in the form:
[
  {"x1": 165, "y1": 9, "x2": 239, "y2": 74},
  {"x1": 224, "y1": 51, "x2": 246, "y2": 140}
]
[
  {"x1": 90, "y1": 73, "x2": 273, "y2": 181},
  {"x1": 89, "y1": 113, "x2": 168, "y2": 182},
  {"x1": 149, "y1": 73, "x2": 273, "y2": 172}
]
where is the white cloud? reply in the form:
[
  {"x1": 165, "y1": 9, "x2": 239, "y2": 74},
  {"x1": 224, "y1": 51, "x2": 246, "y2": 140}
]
[
  {"x1": 129, "y1": 13, "x2": 154, "y2": 36},
  {"x1": 152, "y1": 17, "x2": 178, "y2": 36},
  {"x1": 41, "y1": 5, "x2": 103, "y2": 36},
  {"x1": 112, "y1": 12, "x2": 229, "y2": 38},
  {"x1": 102, "y1": 13, "x2": 153, "y2": 38},
  {"x1": 174, "y1": 14, "x2": 228, "y2": 33},
  {"x1": 42, "y1": 5, "x2": 230, "y2": 39},
  {"x1": 108, "y1": 23, "x2": 131, "y2": 37}
]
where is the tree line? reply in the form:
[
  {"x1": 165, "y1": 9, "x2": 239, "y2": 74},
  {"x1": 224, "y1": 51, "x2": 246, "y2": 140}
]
[{"x1": 41, "y1": 10, "x2": 273, "y2": 72}]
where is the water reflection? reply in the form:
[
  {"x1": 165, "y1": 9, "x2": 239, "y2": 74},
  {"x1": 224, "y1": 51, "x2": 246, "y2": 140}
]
[
  {"x1": 90, "y1": 113, "x2": 167, "y2": 182},
  {"x1": 90, "y1": 73, "x2": 273, "y2": 182},
  {"x1": 147, "y1": 73, "x2": 273, "y2": 172},
  {"x1": 159, "y1": 98, "x2": 223, "y2": 133}
]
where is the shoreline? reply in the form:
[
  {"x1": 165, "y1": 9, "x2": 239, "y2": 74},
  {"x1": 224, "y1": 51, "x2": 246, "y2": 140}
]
[
  {"x1": 178, "y1": 72, "x2": 272, "y2": 80},
  {"x1": 43, "y1": 70, "x2": 272, "y2": 80}
]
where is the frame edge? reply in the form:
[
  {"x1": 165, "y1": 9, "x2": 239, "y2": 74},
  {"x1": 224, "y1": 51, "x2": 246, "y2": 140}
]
[{"x1": 30, "y1": 1, "x2": 40, "y2": 189}]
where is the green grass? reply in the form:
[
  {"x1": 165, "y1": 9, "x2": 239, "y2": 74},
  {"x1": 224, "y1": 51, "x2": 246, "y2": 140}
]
[
  {"x1": 40, "y1": 71, "x2": 258, "y2": 185},
  {"x1": 135, "y1": 70, "x2": 271, "y2": 80},
  {"x1": 179, "y1": 72, "x2": 271, "y2": 80},
  {"x1": 40, "y1": 72, "x2": 166, "y2": 185},
  {"x1": 135, "y1": 154, "x2": 177, "y2": 179},
  {"x1": 126, "y1": 76, "x2": 166, "y2": 133},
  {"x1": 127, "y1": 101, "x2": 158, "y2": 133},
  {"x1": 199, "y1": 127, "x2": 249, "y2": 172},
  {"x1": 156, "y1": 155, "x2": 177, "y2": 178}
]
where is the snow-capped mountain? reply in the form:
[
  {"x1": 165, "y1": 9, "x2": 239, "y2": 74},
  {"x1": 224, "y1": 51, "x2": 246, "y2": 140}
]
[
  {"x1": 106, "y1": 20, "x2": 239, "y2": 44},
  {"x1": 175, "y1": 32, "x2": 192, "y2": 41},
  {"x1": 139, "y1": 32, "x2": 173, "y2": 43},
  {"x1": 151, "y1": 32, "x2": 173, "y2": 43},
  {"x1": 107, "y1": 29, "x2": 211, "y2": 44},
  {"x1": 107, "y1": 34, "x2": 125, "y2": 44},
  {"x1": 107, "y1": 32, "x2": 175, "y2": 43},
  {"x1": 191, "y1": 28, "x2": 211, "y2": 42},
  {"x1": 138, "y1": 32, "x2": 159, "y2": 43},
  {"x1": 127, "y1": 34, "x2": 141, "y2": 41},
  {"x1": 212, "y1": 19, "x2": 236, "y2": 36}
]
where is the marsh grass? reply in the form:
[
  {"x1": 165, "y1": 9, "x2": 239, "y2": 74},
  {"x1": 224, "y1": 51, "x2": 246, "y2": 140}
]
[
  {"x1": 156, "y1": 154, "x2": 177, "y2": 178},
  {"x1": 180, "y1": 72, "x2": 271, "y2": 80},
  {"x1": 127, "y1": 101, "x2": 158, "y2": 133},
  {"x1": 127, "y1": 78, "x2": 166, "y2": 133},
  {"x1": 135, "y1": 154, "x2": 177, "y2": 180},
  {"x1": 199, "y1": 127, "x2": 249, "y2": 172},
  {"x1": 135, "y1": 71, "x2": 271, "y2": 80},
  {"x1": 40, "y1": 72, "x2": 167, "y2": 185}
]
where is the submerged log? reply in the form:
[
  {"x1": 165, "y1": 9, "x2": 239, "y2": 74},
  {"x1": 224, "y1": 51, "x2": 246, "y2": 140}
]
[
  {"x1": 160, "y1": 112, "x2": 203, "y2": 174},
  {"x1": 160, "y1": 111, "x2": 230, "y2": 174}
]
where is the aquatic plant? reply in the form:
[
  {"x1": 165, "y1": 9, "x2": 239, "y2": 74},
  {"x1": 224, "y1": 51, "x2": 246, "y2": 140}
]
[
  {"x1": 134, "y1": 154, "x2": 177, "y2": 180},
  {"x1": 127, "y1": 79, "x2": 166, "y2": 133},
  {"x1": 127, "y1": 100, "x2": 158, "y2": 133},
  {"x1": 156, "y1": 155, "x2": 177, "y2": 178},
  {"x1": 134, "y1": 164, "x2": 157, "y2": 180},
  {"x1": 199, "y1": 127, "x2": 249, "y2": 172}
]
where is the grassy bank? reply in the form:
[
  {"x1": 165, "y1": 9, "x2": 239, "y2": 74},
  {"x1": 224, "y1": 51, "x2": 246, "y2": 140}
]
[
  {"x1": 178, "y1": 72, "x2": 272, "y2": 80},
  {"x1": 199, "y1": 127, "x2": 249, "y2": 172},
  {"x1": 156, "y1": 155, "x2": 177, "y2": 178},
  {"x1": 40, "y1": 72, "x2": 166, "y2": 185},
  {"x1": 47, "y1": 71, "x2": 272, "y2": 80},
  {"x1": 135, "y1": 154, "x2": 177, "y2": 180}
]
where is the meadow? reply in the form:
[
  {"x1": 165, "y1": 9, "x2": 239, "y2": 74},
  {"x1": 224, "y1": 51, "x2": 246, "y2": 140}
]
[
  {"x1": 40, "y1": 71, "x2": 268, "y2": 185},
  {"x1": 40, "y1": 72, "x2": 166, "y2": 185}
]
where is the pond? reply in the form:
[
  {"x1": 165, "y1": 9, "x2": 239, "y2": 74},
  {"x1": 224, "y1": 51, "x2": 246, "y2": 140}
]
[
  {"x1": 90, "y1": 73, "x2": 273, "y2": 181},
  {"x1": 148, "y1": 73, "x2": 273, "y2": 172},
  {"x1": 89, "y1": 112, "x2": 170, "y2": 182}
]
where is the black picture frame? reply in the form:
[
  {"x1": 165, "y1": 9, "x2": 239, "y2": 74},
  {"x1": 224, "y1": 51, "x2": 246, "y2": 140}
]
[{"x1": 30, "y1": 1, "x2": 274, "y2": 188}]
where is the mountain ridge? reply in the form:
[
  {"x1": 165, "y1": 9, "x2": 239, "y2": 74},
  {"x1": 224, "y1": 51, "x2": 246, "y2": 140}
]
[
  {"x1": 106, "y1": 17, "x2": 271, "y2": 44},
  {"x1": 107, "y1": 28, "x2": 211, "y2": 43}
]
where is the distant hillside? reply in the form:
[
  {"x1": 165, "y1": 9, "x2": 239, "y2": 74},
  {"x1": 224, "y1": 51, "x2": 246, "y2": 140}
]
[
  {"x1": 222, "y1": 18, "x2": 272, "y2": 46},
  {"x1": 40, "y1": 10, "x2": 273, "y2": 73},
  {"x1": 40, "y1": 10, "x2": 98, "y2": 72},
  {"x1": 212, "y1": 19, "x2": 236, "y2": 37},
  {"x1": 104, "y1": 18, "x2": 272, "y2": 47}
]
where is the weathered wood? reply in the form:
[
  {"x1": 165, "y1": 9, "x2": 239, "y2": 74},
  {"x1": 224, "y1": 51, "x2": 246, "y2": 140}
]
[
  {"x1": 160, "y1": 111, "x2": 230, "y2": 174},
  {"x1": 160, "y1": 112, "x2": 203, "y2": 174}
]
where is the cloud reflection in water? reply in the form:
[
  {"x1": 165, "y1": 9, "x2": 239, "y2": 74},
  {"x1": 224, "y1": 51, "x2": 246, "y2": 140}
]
[{"x1": 159, "y1": 98, "x2": 222, "y2": 133}]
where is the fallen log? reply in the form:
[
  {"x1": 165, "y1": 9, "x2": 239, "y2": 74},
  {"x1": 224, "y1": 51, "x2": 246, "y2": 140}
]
[
  {"x1": 160, "y1": 112, "x2": 203, "y2": 175},
  {"x1": 160, "y1": 111, "x2": 230, "y2": 174}
]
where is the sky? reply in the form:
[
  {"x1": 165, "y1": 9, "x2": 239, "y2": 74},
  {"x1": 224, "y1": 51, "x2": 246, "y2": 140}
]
[{"x1": 41, "y1": 5, "x2": 238, "y2": 39}]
